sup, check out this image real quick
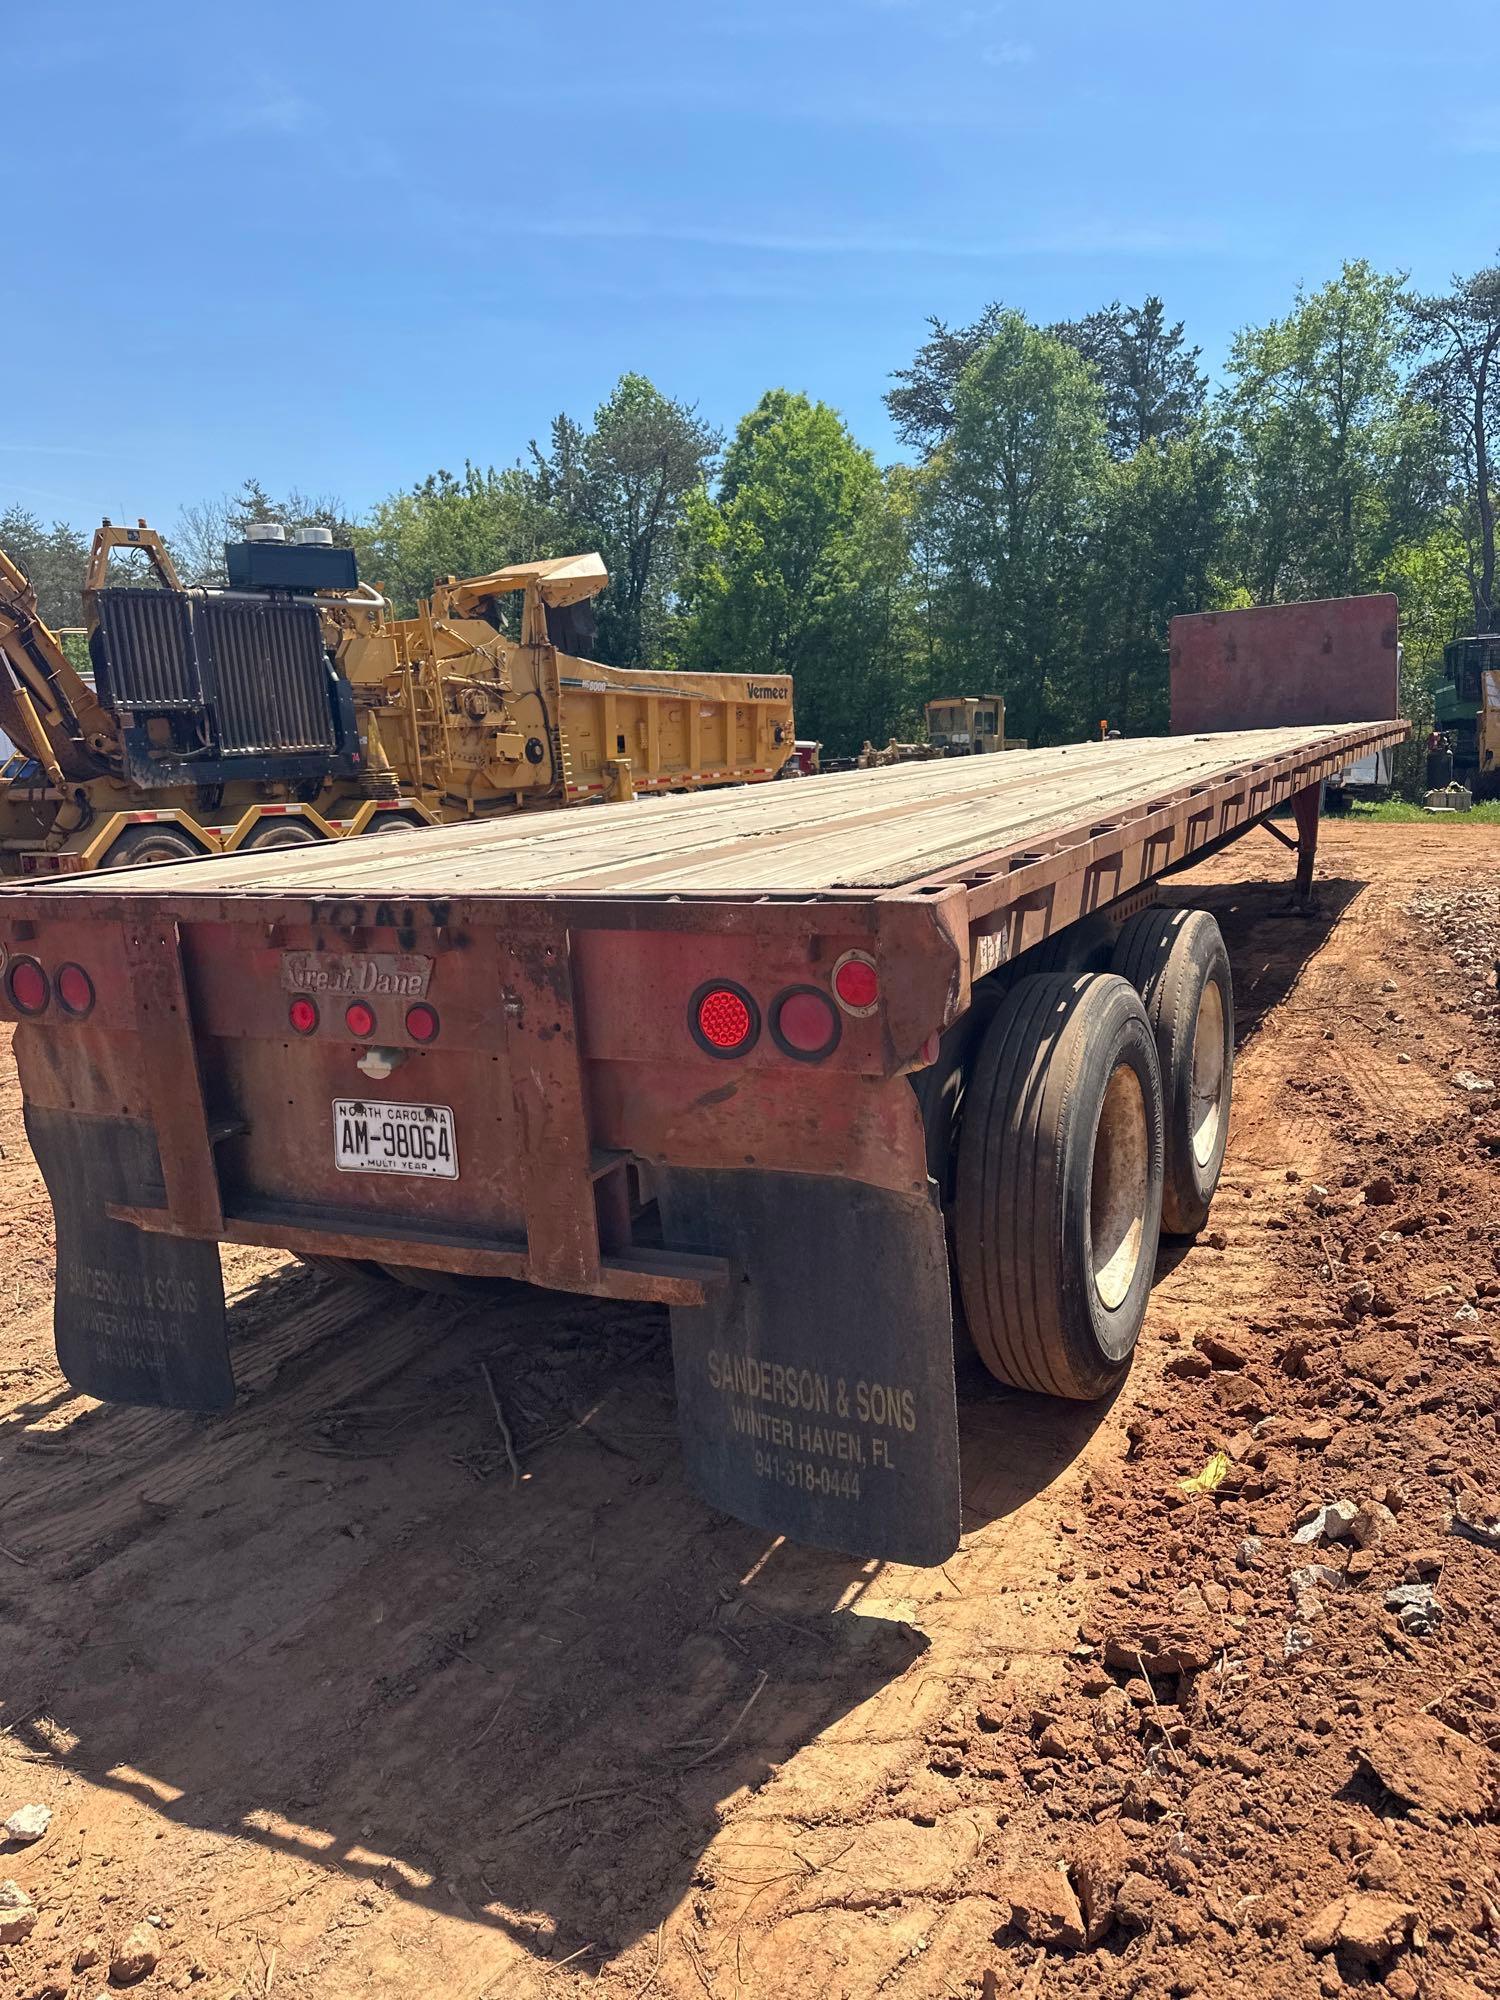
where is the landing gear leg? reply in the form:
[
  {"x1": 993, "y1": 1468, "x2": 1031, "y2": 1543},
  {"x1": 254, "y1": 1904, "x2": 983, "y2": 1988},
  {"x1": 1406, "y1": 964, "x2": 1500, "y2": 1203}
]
[{"x1": 1291, "y1": 782, "x2": 1322, "y2": 907}]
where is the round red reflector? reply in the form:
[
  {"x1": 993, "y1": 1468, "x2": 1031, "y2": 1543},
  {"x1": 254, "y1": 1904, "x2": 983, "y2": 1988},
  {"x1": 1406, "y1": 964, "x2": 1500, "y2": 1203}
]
[
  {"x1": 6, "y1": 958, "x2": 48, "y2": 1015},
  {"x1": 56, "y1": 963, "x2": 95, "y2": 1017},
  {"x1": 691, "y1": 981, "x2": 758, "y2": 1057},
  {"x1": 405, "y1": 1003, "x2": 439, "y2": 1044},
  {"x1": 288, "y1": 995, "x2": 319, "y2": 1035},
  {"x1": 832, "y1": 955, "x2": 879, "y2": 1012},
  {"x1": 772, "y1": 986, "x2": 841, "y2": 1061},
  {"x1": 345, "y1": 1001, "x2": 377, "y2": 1039}
]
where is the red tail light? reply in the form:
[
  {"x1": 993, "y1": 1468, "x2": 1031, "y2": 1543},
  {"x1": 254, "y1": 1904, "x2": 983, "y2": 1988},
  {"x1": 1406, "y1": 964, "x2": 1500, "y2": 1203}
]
[
  {"x1": 405, "y1": 1003, "x2": 440, "y2": 1044},
  {"x1": 56, "y1": 963, "x2": 96, "y2": 1017},
  {"x1": 288, "y1": 996, "x2": 319, "y2": 1035},
  {"x1": 832, "y1": 951, "x2": 879, "y2": 1015},
  {"x1": 691, "y1": 981, "x2": 759, "y2": 1058},
  {"x1": 5, "y1": 958, "x2": 49, "y2": 1016},
  {"x1": 345, "y1": 1001, "x2": 377, "y2": 1039},
  {"x1": 772, "y1": 986, "x2": 841, "y2": 1062}
]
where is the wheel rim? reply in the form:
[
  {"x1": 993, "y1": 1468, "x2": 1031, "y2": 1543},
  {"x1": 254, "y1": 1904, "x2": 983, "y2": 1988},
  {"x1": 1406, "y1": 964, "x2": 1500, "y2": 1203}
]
[
  {"x1": 104, "y1": 836, "x2": 196, "y2": 867},
  {"x1": 247, "y1": 825, "x2": 320, "y2": 849},
  {"x1": 1189, "y1": 980, "x2": 1226, "y2": 1168},
  {"x1": 1089, "y1": 1060, "x2": 1149, "y2": 1312}
]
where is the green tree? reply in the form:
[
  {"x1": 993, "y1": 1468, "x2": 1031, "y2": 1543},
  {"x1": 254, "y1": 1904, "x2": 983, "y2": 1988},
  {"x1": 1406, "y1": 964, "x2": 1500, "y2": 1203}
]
[
  {"x1": 1223, "y1": 260, "x2": 1438, "y2": 602},
  {"x1": 675, "y1": 390, "x2": 915, "y2": 751},
  {"x1": 1050, "y1": 296, "x2": 1207, "y2": 459},
  {"x1": 917, "y1": 313, "x2": 1106, "y2": 745},
  {"x1": 173, "y1": 478, "x2": 357, "y2": 587},
  {"x1": 354, "y1": 463, "x2": 549, "y2": 614},
  {"x1": 1405, "y1": 260, "x2": 1500, "y2": 631},
  {"x1": 529, "y1": 374, "x2": 720, "y2": 666},
  {"x1": 1076, "y1": 429, "x2": 1234, "y2": 735},
  {"x1": 888, "y1": 296, "x2": 1203, "y2": 461},
  {"x1": 0, "y1": 508, "x2": 90, "y2": 628}
]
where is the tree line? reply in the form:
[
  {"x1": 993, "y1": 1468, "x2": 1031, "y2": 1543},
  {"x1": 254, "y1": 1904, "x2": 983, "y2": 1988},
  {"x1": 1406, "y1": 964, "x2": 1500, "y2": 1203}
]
[{"x1": 6, "y1": 256, "x2": 1500, "y2": 766}]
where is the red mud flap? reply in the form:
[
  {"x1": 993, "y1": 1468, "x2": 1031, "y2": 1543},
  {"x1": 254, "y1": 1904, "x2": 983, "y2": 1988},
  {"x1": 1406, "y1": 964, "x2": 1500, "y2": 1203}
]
[
  {"x1": 656, "y1": 1170, "x2": 960, "y2": 1566},
  {"x1": 23, "y1": 1107, "x2": 232, "y2": 1411}
]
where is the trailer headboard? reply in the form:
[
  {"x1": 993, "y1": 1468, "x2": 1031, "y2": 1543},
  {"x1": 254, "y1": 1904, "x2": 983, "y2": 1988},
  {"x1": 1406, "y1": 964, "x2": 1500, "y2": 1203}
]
[{"x1": 1170, "y1": 594, "x2": 1400, "y2": 734}]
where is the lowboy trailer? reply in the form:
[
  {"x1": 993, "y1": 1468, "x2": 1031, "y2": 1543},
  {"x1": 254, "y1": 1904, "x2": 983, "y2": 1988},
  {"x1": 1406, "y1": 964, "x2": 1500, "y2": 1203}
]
[{"x1": 0, "y1": 597, "x2": 1406, "y2": 1565}]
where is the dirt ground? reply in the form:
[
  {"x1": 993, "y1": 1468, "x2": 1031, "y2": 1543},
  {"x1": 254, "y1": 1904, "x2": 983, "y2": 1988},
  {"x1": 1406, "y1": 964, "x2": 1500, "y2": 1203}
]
[{"x1": 0, "y1": 822, "x2": 1497, "y2": 2000}]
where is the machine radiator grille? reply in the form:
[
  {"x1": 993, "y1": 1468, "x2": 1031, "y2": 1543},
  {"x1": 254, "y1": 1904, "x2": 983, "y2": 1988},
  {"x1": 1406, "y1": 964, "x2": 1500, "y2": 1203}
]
[
  {"x1": 197, "y1": 598, "x2": 336, "y2": 755},
  {"x1": 93, "y1": 589, "x2": 201, "y2": 711},
  {"x1": 93, "y1": 588, "x2": 337, "y2": 757}
]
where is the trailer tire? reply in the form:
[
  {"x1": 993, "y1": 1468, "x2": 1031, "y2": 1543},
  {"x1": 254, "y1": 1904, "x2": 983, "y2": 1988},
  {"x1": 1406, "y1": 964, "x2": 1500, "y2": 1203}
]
[
  {"x1": 1111, "y1": 909, "x2": 1233, "y2": 1237},
  {"x1": 955, "y1": 973, "x2": 1164, "y2": 1400},
  {"x1": 238, "y1": 820, "x2": 324, "y2": 851},
  {"x1": 1025, "y1": 912, "x2": 1116, "y2": 979},
  {"x1": 100, "y1": 823, "x2": 208, "y2": 868}
]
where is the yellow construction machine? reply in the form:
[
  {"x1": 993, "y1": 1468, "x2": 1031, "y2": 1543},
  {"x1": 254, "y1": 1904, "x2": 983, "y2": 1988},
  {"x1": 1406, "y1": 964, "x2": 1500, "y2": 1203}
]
[{"x1": 0, "y1": 519, "x2": 795, "y2": 874}]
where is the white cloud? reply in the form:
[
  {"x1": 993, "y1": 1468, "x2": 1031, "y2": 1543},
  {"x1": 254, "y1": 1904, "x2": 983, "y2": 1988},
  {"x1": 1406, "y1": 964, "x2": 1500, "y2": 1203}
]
[
  {"x1": 509, "y1": 216, "x2": 1224, "y2": 260},
  {"x1": 187, "y1": 83, "x2": 313, "y2": 143},
  {"x1": 982, "y1": 39, "x2": 1035, "y2": 65}
]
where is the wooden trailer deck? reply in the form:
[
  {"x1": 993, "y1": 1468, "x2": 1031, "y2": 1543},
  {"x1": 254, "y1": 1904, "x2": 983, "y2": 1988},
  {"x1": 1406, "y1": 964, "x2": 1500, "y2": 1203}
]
[{"x1": 11, "y1": 719, "x2": 1406, "y2": 912}]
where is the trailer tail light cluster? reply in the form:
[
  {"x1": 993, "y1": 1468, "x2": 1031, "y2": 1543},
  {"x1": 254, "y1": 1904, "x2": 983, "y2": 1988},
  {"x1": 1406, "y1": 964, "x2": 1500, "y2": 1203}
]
[
  {"x1": 688, "y1": 952, "x2": 879, "y2": 1063},
  {"x1": 4, "y1": 957, "x2": 96, "y2": 1020},
  {"x1": 691, "y1": 982, "x2": 759, "y2": 1059},
  {"x1": 831, "y1": 951, "x2": 880, "y2": 1016},
  {"x1": 405, "y1": 1003, "x2": 440, "y2": 1044},
  {"x1": 6, "y1": 957, "x2": 49, "y2": 1016},
  {"x1": 56, "y1": 964, "x2": 96, "y2": 1017},
  {"x1": 286, "y1": 994, "x2": 441, "y2": 1045}
]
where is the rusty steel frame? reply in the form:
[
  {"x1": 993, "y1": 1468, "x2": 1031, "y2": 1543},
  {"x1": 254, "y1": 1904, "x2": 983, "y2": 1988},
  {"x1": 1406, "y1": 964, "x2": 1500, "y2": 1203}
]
[{"x1": 1, "y1": 719, "x2": 1407, "y2": 1308}]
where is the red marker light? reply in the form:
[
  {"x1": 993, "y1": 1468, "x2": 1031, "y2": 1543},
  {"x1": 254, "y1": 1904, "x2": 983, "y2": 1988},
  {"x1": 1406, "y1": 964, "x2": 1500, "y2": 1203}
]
[
  {"x1": 288, "y1": 995, "x2": 319, "y2": 1035},
  {"x1": 6, "y1": 958, "x2": 48, "y2": 1016},
  {"x1": 832, "y1": 953, "x2": 879, "y2": 1013},
  {"x1": 345, "y1": 1001, "x2": 377, "y2": 1039},
  {"x1": 772, "y1": 987, "x2": 841, "y2": 1062},
  {"x1": 405, "y1": 1003, "x2": 440, "y2": 1044},
  {"x1": 691, "y1": 981, "x2": 758, "y2": 1058},
  {"x1": 56, "y1": 963, "x2": 96, "y2": 1017}
]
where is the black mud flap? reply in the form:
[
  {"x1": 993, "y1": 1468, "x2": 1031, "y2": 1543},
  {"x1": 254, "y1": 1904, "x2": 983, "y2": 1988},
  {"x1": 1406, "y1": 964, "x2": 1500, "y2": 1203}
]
[
  {"x1": 24, "y1": 1106, "x2": 233, "y2": 1411},
  {"x1": 657, "y1": 1169, "x2": 960, "y2": 1566}
]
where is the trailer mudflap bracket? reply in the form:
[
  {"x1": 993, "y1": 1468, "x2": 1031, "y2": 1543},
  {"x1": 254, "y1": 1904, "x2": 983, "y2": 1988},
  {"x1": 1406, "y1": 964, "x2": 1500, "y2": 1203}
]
[
  {"x1": 657, "y1": 1168, "x2": 960, "y2": 1566},
  {"x1": 24, "y1": 1106, "x2": 232, "y2": 1411}
]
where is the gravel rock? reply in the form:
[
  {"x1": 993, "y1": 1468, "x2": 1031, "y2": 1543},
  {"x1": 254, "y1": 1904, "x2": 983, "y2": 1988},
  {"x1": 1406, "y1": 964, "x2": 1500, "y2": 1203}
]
[
  {"x1": 2, "y1": 1804, "x2": 51, "y2": 1845},
  {"x1": 1450, "y1": 1487, "x2": 1500, "y2": 1549},
  {"x1": 109, "y1": 1922, "x2": 163, "y2": 1986},
  {"x1": 1452, "y1": 1069, "x2": 1495, "y2": 1093},
  {"x1": 1385, "y1": 1582, "x2": 1442, "y2": 1634},
  {"x1": 1293, "y1": 1500, "x2": 1359, "y2": 1544},
  {"x1": 0, "y1": 1879, "x2": 37, "y2": 1944}
]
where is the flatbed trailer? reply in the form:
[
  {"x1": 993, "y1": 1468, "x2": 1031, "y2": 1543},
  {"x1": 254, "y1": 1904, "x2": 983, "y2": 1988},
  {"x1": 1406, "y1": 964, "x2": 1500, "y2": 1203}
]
[{"x1": 0, "y1": 598, "x2": 1406, "y2": 1565}]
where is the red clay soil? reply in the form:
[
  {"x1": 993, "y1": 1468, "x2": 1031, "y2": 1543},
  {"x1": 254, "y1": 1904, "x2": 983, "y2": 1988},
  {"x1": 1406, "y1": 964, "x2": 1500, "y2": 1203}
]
[{"x1": 0, "y1": 821, "x2": 1495, "y2": 2000}]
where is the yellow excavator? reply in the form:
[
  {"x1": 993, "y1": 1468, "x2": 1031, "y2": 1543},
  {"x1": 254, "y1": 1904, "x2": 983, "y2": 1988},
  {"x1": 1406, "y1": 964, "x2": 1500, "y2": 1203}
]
[{"x1": 0, "y1": 519, "x2": 795, "y2": 873}]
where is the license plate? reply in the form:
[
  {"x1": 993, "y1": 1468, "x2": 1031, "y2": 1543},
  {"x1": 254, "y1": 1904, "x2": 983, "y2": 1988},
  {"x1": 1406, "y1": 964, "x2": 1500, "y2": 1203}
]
[{"x1": 333, "y1": 1100, "x2": 458, "y2": 1179}]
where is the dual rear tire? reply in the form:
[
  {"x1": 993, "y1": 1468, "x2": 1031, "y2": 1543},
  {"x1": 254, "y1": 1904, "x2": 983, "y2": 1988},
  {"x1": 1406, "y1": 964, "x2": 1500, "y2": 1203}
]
[{"x1": 951, "y1": 907, "x2": 1233, "y2": 1401}]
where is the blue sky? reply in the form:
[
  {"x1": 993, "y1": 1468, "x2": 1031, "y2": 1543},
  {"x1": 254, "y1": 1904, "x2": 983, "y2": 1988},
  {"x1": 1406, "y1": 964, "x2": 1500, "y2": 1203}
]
[{"x1": 7, "y1": 0, "x2": 1498, "y2": 533}]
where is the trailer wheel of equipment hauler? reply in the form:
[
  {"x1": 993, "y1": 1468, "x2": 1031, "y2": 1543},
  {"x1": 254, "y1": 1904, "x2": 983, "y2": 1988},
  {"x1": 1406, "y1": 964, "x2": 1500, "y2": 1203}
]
[
  {"x1": 1111, "y1": 909, "x2": 1234, "y2": 1238},
  {"x1": 955, "y1": 972, "x2": 1165, "y2": 1400},
  {"x1": 236, "y1": 820, "x2": 325, "y2": 851},
  {"x1": 99, "y1": 822, "x2": 209, "y2": 868}
]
